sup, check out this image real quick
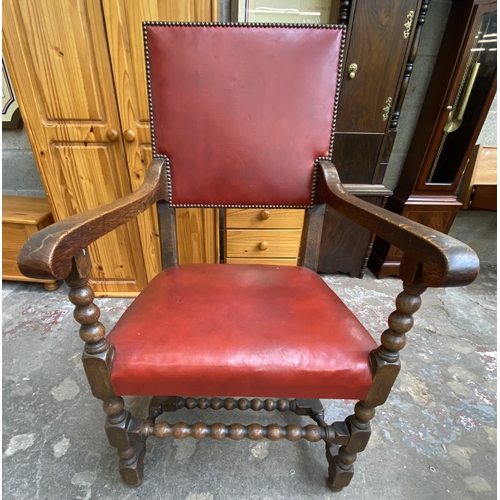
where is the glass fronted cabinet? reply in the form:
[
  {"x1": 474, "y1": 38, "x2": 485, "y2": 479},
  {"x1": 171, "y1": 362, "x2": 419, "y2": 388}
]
[{"x1": 426, "y1": 9, "x2": 497, "y2": 185}]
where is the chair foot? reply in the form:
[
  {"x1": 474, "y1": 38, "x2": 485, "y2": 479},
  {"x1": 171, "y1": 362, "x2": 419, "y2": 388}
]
[
  {"x1": 326, "y1": 445, "x2": 356, "y2": 492},
  {"x1": 104, "y1": 397, "x2": 147, "y2": 486},
  {"x1": 325, "y1": 401, "x2": 374, "y2": 491},
  {"x1": 119, "y1": 441, "x2": 146, "y2": 487}
]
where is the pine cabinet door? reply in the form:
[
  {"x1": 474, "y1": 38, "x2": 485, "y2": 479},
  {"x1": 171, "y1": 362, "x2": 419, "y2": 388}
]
[
  {"x1": 3, "y1": 0, "x2": 148, "y2": 295},
  {"x1": 102, "y1": 0, "x2": 219, "y2": 269}
]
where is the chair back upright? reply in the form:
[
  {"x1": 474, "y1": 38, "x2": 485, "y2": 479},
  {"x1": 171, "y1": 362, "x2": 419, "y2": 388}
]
[{"x1": 145, "y1": 23, "x2": 344, "y2": 209}]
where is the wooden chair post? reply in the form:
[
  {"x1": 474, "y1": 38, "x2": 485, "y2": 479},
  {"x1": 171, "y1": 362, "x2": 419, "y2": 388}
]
[
  {"x1": 327, "y1": 258, "x2": 427, "y2": 491},
  {"x1": 65, "y1": 250, "x2": 145, "y2": 486}
]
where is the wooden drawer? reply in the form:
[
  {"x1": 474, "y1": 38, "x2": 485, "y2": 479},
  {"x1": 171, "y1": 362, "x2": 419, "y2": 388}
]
[
  {"x1": 226, "y1": 229, "x2": 302, "y2": 258},
  {"x1": 226, "y1": 258, "x2": 297, "y2": 266},
  {"x1": 2, "y1": 195, "x2": 58, "y2": 290},
  {"x1": 226, "y1": 208, "x2": 304, "y2": 229},
  {"x1": 2, "y1": 222, "x2": 31, "y2": 274}
]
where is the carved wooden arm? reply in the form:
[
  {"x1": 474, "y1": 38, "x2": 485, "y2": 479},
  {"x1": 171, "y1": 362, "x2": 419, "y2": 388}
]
[
  {"x1": 316, "y1": 161, "x2": 479, "y2": 288},
  {"x1": 18, "y1": 159, "x2": 168, "y2": 281}
]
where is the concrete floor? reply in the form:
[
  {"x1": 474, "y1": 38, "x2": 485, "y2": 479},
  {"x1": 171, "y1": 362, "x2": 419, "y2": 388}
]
[{"x1": 2, "y1": 266, "x2": 497, "y2": 500}]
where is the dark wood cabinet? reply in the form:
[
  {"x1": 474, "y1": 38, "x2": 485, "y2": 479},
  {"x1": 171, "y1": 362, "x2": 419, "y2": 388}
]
[
  {"x1": 336, "y1": 0, "x2": 418, "y2": 135},
  {"x1": 228, "y1": 0, "x2": 430, "y2": 277},
  {"x1": 318, "y1": 0, "x2": 428, "y2": 276},
  {"x1": 369, "y1": 0, "x2": 497, "y2": 278}
]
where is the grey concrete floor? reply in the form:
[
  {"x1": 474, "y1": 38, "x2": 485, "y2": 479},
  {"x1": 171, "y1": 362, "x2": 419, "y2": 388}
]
[{"x1": 2, "y1": 267, "x2": 497, "y2": 500}]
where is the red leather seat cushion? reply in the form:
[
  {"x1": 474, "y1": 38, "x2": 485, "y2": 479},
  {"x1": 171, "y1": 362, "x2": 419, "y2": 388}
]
[{"x1": 107, "y1": 265, "x2": 377, "y2": 400}]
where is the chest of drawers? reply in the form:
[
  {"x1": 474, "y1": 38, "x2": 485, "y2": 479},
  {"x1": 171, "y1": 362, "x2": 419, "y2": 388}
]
[
  {"x1": 2, "y1": 196, "x2": 59, "y2": 291},
  {"x1": 225, "y1": 209, "x2": 305, "y2": 266}
]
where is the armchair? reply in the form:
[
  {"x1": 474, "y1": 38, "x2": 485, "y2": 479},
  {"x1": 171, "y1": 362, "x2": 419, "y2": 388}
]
[{"x1": 18, "y1": 22, "x2": 479, "y2": 492}]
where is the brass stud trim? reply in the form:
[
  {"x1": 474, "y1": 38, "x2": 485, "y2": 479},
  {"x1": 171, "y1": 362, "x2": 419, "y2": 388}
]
[{"x1": 144, "y1": 22, "x2": 345, "y2": 208}]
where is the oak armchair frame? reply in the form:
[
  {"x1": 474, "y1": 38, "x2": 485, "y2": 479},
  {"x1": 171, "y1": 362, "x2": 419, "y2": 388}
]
[{"x1": 18, "y1": 158, "x2": 479, "y2": 491}]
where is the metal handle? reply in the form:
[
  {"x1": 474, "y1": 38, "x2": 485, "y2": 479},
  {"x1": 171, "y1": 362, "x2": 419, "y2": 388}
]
[
  {"x1": 348, "y1": 63, "x2": 358, "y2": 79},
  {"x1": 107, "y1": 129, "x2": 119, "y2": 141},
  {"x1": 444, "y1": 62, "x2": 480, "y2": 134},
  {"x1": 382, "y1": 97, "x2": 393, "y2": 121},
  {"x1": 403, "y1": 11, "x2": 414, "y2": 39},
  {"x1": 124, "y1": 129, "x2": 136, "y2": 142}
]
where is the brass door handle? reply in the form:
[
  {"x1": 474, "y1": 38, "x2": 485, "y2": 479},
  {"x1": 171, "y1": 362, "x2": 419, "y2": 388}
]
[
  {"x1": 124, "y1": 129, "x2": 136, "y2": 142},
  {"x1": 382, "y1": 97, "x2": 393, "y2": 121},
  {"x1": 348, "y1": 63, "x2": 358, "y2": 79},
  {"x1": 444, "y1": 62, "x2": 480, "y2": 134},
  {"x1": 107, "y1": 129, "x2": 119, "y2": 141}
]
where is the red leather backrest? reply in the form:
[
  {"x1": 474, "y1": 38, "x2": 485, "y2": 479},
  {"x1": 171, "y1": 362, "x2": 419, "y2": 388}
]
[{"x1": 145, "y1": 23, "x2": 344, "y2": 207}]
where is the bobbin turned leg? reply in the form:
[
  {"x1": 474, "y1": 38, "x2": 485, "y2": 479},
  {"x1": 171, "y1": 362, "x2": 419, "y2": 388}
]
[
  {"x1": 328, "y1": 261, "x2": 426, "y2": 491},
  {"x1": 104, "y1": 397, "x2": 145, "y2": 486},
  {"x1": 327, "y1": 401, "x2": 374, "y2": 491},
  {"x1": 66, "y1": 251, "x2": 145, "y2": 486}
]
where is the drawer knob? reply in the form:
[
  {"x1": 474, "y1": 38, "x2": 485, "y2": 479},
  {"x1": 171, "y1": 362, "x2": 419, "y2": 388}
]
[
  {"x1": 260, "y1": 210, "x2": 270, "y2": 220},
  {"x1": 259, "y1": 241, "x2": 268, "y2": 251}
]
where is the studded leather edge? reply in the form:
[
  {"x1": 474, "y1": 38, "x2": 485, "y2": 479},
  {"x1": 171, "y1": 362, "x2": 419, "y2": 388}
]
[{"x1": 143, "y1": 22, "x2": 346, "y2": 209}]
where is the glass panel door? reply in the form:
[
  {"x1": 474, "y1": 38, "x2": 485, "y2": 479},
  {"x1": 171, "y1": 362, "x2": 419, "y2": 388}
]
[{"x1": 426, "y1": 10, "x2": 497, "y2": 184}]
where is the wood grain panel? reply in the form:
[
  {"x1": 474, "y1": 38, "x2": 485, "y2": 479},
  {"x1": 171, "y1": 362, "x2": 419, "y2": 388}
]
[
  {"x1": 226, "y1": 230, "x2": 302, "y2": 258},
  {"x1": 226, "y1": 258, "x2": 297, "y2": 266},
  {"x1": 459, "y1": 145, "x2": 497, "y2": 208},
  {"x1": 51, "y1": 143, "x2": 147, "y2": 290},
  {"x1": 226, "y1": 209, "x2": 304, "y2": 229},
  {"x1": 2, "y1": 204, "x2": 56, "y2": 285},
  {"x1": 336, "y1": 0, "x2": 418, "y2": 133},
  {"x1": 175, "y1": 208, "x2": 219, "y2": 264},
  {"x1": 318, "y1": 193, "x2": 388, "y2": 276},
  {"x1": 2, "y1": 223, "x2": 33, "y2": 276},
  {"x1": 4, "y1": 0, "x2": 120, "y2": 145},
  {"x1": 331, "y1": 133, "x2": 384, "y2": 183},
  {"x1": 2, "y1": 196, "x2": 53, "y2": 225},
  {"x1": 15, "y1": 0, "x2": 105, "y2": 122},
  {"x1": 3, "y1": 0, "x2": 149, "y2": 294},
  {"x1": 377, "y1": 201, "x2": 461, "y2": 264},
  {"x1": 102, "y1": 0, "x2": 215, "y2": 273},
  {"x1": 2, "y1": 219, "x2": 53, "y2": 284},
  {"x1": 469, "y1": 185, "x2": 497, "y2": 211},
  {"x1": 404, "y1": 209, "x2": 455, "y2": 234}
]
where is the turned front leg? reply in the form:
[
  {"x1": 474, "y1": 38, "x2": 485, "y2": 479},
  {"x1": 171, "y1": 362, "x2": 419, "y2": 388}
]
[
  {"x1": 328, "y1": 263, "x2": 427, "y2": 491},
  {"x1": 104, "y1": 397, "x2": 145, "y2": 486},
  {"x1": 65, "y1": 251, "x2": 145, "y2": 486},
  {"x1": 327, "y1": 401, "x2": 374, "y2": 491}
]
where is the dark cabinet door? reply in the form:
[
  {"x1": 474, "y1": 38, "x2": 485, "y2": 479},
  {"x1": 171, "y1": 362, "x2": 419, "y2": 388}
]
[
  {"x1": 319, "y1": 0, "x2": 422, "y2": 275},
  {"x1": 337, "y1": 0, "x2": 419, "y2": 134}
]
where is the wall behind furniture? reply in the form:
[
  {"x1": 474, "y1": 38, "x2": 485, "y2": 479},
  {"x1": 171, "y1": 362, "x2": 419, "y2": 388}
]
[
  {"x1": 2, "y1": 0, "x2": 496, "y2": 197},
  {"x1": 2, "y1": 128, "x2": 46, "y2": 197}
]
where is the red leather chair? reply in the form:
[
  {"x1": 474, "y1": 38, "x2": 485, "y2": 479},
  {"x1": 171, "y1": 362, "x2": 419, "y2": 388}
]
[{"x1": 18, "y1": 22, "x2": 479, "y2": 492}]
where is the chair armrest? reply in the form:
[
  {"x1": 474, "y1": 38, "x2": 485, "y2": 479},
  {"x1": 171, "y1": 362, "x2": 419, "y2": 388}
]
[
  {"x1": 18, "y1": 159, "x2": 168, "y2": 281},
  {"x1": 316, "y1": 160, "x2": 479, "y2": 288}
]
